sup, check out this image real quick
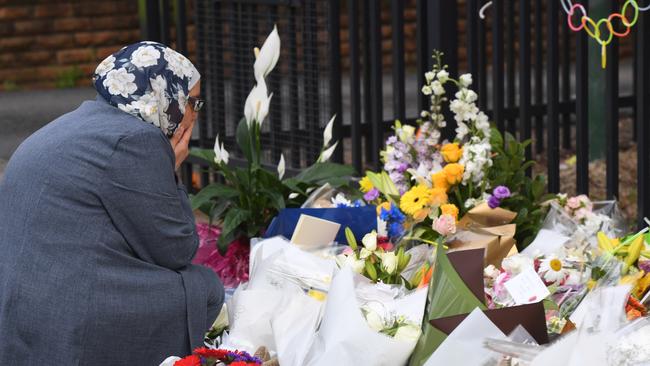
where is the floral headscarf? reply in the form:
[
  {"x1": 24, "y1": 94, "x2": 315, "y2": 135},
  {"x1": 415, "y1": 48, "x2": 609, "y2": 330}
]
[{"x1": 92, "y1": 41, "x2": 200, "y2": 137}]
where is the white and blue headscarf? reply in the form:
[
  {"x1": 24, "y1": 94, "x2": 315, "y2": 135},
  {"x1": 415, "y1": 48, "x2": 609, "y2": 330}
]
[{"x1": 93, "y1": 41, "x2": 200, "y2": 137}]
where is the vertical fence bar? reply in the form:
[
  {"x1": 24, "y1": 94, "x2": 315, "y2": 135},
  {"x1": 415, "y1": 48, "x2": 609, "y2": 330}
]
[
  {"x1": 329, "y1": 0, "x2": 343, "y2": 163},
  {"x1": 195, "y1": 0, "x2": 209, "y2": 186},
  {"x1": 174, "y1": 0, "x2": 187, "y2": 55},
  {"x1": 288, "y1": 7, "x2": 300, "y2": 167},
  {"x1": 267, "y1": 6, "x2": 281, "y2": 163},
  {"x1": 363, "y1": 0, "x2": 373, "y2": 164},
  {"x1": 140, "y1": 0, "x2": 161, "y2": 41},
  {"x1": 547, "y1": 0, "x2": 560, "y2": 193},
  {"x1": 492, "y1": 0, "x2": 505, "y2": 132},
  {"x1": 534, "y1": 0, "x2": 544, "y2": 153},
  {"x1": 348, "y1": 0, "x2": 362, "y2": 172},
  {"x1": 428, "y1": 0, "x2": 458, "y2": 139},
  {"x1": 605, "y1": 1, "x2": 619, "y2": 199},
  {"x1": 467, "y1": 0, "x2": 479, "y2": 78},
  {"x1": 506, "y1": 0, "x2": 516, "y2": 135},
  {"x1": 159, "y1": 0, "x2": 171, "y2": 45},
  {"x1": 576, "y1": 0, "x2": 589, "y2": 195},
  {"x1": 391, "y1": 0, "x2": 406, "y2": 123},
  {"x1": 416, "y1": 0, "x2": 428, "y2": 113},
  {"x1": 561, "y1": 15, "x2": 571, "y2": 149},
  {"x1": 304, "y1": 0, "x2": 321, "y2": 162},
  {"x1": 368, "y1": 0, "x2": 383, "y2": 169},
  {"x1": 519, "y1": 0, "x2": 532, "y2": 174},
  {"x1": 477, "y1": 4, "x2": 487, "y2": 111},
  {"x1": 637, "y1": 9, "x2": 650, "y2": 228}
]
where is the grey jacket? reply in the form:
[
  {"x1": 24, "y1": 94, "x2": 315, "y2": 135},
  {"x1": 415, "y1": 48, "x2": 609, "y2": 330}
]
[{"x1": 0, "y1": 96, "x2": 223, "y2": 365}]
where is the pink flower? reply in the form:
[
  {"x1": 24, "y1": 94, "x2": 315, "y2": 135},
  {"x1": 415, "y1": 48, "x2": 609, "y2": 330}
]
[
  {"x1": 492, "y1": 271, "x2": 511, "y2": 299},
  {"x1": 432, "y1": 214, "x2": 456, "y2": 236},
  {"x1": 576, "y1": 194, "x2": 593, "y2": 211},
  {"x1": 573, "y1": 208, "x2": 590, "y2": 221},
  {"x1": 566, "y1": 197, "x2": 581, "y2": 210},
  {"x1": 192, "y1": 223, "x2": 250, "y2": 288}
]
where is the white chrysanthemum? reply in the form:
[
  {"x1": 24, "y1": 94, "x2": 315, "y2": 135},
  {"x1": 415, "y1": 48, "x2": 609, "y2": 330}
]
[
  {"x1": 539, "y1": 255, "x2": 567, "y2": 283},
  {"x1": 103, "y1": 68, "x2": 137, "y2": 97},
  {"x1": 131, "y1": 45, "x2": 161, "y2": 68},
  {"x1": 95, "y1": 55, "x2": 115, "y2": 77}
]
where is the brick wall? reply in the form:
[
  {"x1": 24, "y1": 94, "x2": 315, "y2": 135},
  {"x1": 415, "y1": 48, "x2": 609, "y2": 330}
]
[{"x1": 0, "y1": 1, "x2": 147, "y2": 90}]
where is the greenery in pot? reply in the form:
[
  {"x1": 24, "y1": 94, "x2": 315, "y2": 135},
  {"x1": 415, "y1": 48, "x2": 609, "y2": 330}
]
[{"x1": 189, "y1": 26, "x2": 355, "y2": 252}]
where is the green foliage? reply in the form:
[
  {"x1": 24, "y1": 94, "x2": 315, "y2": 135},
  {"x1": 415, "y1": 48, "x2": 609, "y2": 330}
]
[
  {"x1": 55, "y1": 67, "x2": 83, "y2": 89},
  {"x1": 488, "y1": 128, "x2": 552, "y2": 249},
  {"x1": 190, "y1": 117, "x2": 355, "y2": 253}
]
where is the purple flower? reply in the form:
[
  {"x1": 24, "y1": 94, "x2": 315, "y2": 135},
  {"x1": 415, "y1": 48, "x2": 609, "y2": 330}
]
[
  {"x1": 487, "y1": 195, "x2": 501, "y2": 209},
  {"x1": 492, "y1": 185, "x2": 511, "y2": 200},
  {"x1": 397, "y1": 163, "x2": 409, "y2": 173},
  {"x1": 364, "y1": 188, "x2": 380, "y2": 201}
]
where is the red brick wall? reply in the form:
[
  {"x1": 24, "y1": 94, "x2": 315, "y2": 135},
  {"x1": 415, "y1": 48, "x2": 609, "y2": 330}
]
[{"x1": 0, "y1": 1, "x2": 148, "y2": 90}]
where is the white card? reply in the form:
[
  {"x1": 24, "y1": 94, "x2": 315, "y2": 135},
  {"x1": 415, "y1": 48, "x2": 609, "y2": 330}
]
[
  {"x1": 504, "y1": 267, "x2": 551, "y2": 305},
  {"x1": 290, "y1": 214, "x2": 341, "y2": 249}
]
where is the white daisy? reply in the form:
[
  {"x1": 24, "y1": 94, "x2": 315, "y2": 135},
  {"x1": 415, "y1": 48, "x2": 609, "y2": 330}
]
[
  {"x1": 131, "y1": 45, "x2": 161, "y2": 68},
  {"x1": 95, "y1": 55, "x2": 115, "y2": 77},
  {"x1": 103, "y1": 68, "x2": 137, "y2": 97},
  {"x1": 539, "y1": 255, "x2": 567, "y2": 283}
]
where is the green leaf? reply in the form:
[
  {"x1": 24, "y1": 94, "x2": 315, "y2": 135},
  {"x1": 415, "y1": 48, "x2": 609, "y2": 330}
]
[
  {"x1": 190, "y1": 183, "x2": 240, "y2": 210},
  {"x1": 292, "y1": 162, "x2": 356, "y2": 184},
  {"x1": 345, "y1": 227, "x2": 358, "y2": 250},
  {"x1": 218, "y1": 208, "x2": 251, "y2": 251},
  {"x1": 189, "y1": 148, "x2": 216, "y2": 164},
  {"x1": 366, "y1": 171, "x2": 399, "y2": 199},
  {"x1": 235, "y1": 117, "x2": 254, "y2": 164},
  {"x1": 261, "y1": 188, "x2": 286, "y2": 211},
  {"x1": 365, "y1": 261, "x2": 378, "y2": 281},
  {"x1": 209, "y1": 200, "x2": 231, "y2": 224}
]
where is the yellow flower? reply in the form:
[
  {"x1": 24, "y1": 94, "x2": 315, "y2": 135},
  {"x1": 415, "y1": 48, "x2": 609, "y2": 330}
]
[
  {"x1": 430, "y1": 187, "x2": 448, "y2": 206},
  {"x1": 443, "y1": 163, "x2": 464, "y2": 185},
  {"x1": 431, "y1": 171, "x2": 450, "y2": 192},
  {"x1": 376, "y1": 201, "x2": 392, "y2": 216},
  {"x1": 441, "y1": 143, "x2": 463, "y2": 163},
  {"x1": 440, "y1": 203, "x2": 459, "y2": 221},
  {"x1": 400, "y1": 185, "x2": 432, "y2": 217},
  {"x1": 360, "y1": 176, "x2": 374, "y2": 193}
]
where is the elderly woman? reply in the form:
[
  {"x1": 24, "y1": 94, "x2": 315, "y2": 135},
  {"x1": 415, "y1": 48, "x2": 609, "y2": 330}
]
[{"x1": 0, "y1": 42, "x2": 223, "y2": 365}]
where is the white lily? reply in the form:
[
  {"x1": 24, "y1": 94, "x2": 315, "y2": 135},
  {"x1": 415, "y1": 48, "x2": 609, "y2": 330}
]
[
  {"x1": 213, "y1": 135, "x2": 229, "y2": 164},
  {"x1": 243, "y1": 78, "x2": 273, "y2": 127},
  {"x1": 362, "y1": 231, "x2": 378, "y2": 251},
  {"x1": 277, "y1": 154, "x2": 286, "y2": 179},
  {"x1": 317, "y1": 141, "x2": 338, "y2": 163},
  {"x1": 254, "y1": 25, "x2": 281, "y2": 82},
  {"x1": 323, "y1": 114, "x2": 336, "y2": 148}
]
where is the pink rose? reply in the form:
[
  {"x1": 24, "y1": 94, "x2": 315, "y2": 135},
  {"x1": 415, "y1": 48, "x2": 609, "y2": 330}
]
[
  {"x1": 566, "y1": 197, "x2": 581, "y2": 210},
  {"x1": 433, "y1": 214, "x2": 456, "y2": 236},
  {"x1": 573, "y1": 208, "x2": 590, "y2": 221},
  {"x1": 577, "y1": 194, "x2": 593, "y2": 211}
]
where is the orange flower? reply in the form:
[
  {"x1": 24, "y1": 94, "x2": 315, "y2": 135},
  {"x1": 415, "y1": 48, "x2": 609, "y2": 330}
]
[
  {"x1": 431, "y1": 171, "x2": 450, "y2": 192},
  {"x1": 376, "y1": 201, "x2": 392, "y2": 216},
  {"x1": 441, "y1": 143, "x2": 463, "y2": 163},
  {"x1": 430, "y1": 187, "x2": 448, "y2": 206},
  {"x1": 443, "y1": 163, "x2": 464, "y2": 185},
  {"x1": 440, "y1": 203, "x2": 459, "y2": 221}
]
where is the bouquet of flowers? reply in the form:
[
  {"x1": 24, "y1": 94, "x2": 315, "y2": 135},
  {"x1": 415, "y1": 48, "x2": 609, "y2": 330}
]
[{"x1": 160, "y1": 348, "x2": 262, "y2": 366}]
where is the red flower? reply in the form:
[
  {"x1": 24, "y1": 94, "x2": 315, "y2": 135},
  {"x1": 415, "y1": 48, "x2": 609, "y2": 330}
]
[
  {"x1": 194, "y1": 347, "x2": 228, "y2": 359},
  {"x1": 230, "y1": 362, "x2": 257, "y2": 366},
  {"x1": 174, "y1": 355, "x2": 201, "y2": 366}
]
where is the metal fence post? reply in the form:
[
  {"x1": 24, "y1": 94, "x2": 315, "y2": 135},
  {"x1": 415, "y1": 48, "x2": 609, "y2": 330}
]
[{"x1": 139, "y1": 0, "x2": 161, "y2": 42}]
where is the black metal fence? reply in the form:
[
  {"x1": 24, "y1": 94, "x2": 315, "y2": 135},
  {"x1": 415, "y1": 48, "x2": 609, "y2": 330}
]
[{"x1": 142, "y1": 0, "x2": 650, "y2": 227}]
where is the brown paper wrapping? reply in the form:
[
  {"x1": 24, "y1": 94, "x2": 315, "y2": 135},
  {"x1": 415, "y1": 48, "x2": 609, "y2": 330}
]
[{"x1": 447, "y1": 202, "x2": 518, "y2": 267}]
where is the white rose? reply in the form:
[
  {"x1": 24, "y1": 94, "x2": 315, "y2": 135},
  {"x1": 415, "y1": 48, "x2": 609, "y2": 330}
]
[
  {"x1": 501, "y1": 255, "x2": 534, "y2": 275},
  {"x1": 381, "y1": 252, "x2": 398, "y2": 274},
  {"x1": 459, "y1": 73, "x2": 473, "y2": 87},
  {"x1": 131, "y1": 45, "x2": 161, "y2": 68},
  {"x1": 362, "y1": 231, "x2": 377, "y2": 251},
  {"x1": 394, "y1": 323, "x2": 421, "y2": 341},
  {"x1": 436, "y1": 69, "x2": 449, "y2": 83},
  {"x1": 364, "y1": 309, "x2": 386, "y2": 332},
  {"x1": 95, "y1": 55, "x2": 115, "y2": 77},
  {"x1": 103, "y1": 68, "x2": 137, "y2": 97}
]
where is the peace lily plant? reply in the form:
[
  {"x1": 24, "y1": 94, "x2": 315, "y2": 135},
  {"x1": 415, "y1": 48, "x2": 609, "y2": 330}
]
[{"x1": 190, "y1": 26, "x2": 355, "y2": 252}]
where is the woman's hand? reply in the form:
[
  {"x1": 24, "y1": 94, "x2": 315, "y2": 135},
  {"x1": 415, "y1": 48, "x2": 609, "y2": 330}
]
[{"x1": 170, "y1": 117, "x2": 195, "y2": 171}]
